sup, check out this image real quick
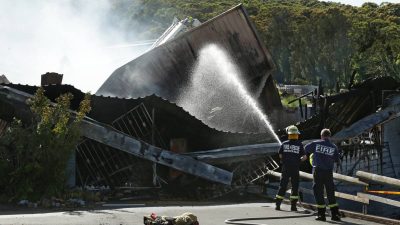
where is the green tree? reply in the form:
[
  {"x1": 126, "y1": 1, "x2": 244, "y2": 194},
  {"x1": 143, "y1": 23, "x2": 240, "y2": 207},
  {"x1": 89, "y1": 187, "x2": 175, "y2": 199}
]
[
  {"x1": 0, "y1": 88, "x2": 91, "y2": 202},
  {"x1": 109, "y1": 0, "x2": 400, "y2": 86}
]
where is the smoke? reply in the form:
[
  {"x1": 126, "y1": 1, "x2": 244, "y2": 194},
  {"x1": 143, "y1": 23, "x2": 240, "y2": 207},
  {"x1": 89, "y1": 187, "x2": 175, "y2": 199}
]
[{"x1": 0, "y1": 0, "x2": 151, "y2": 92}]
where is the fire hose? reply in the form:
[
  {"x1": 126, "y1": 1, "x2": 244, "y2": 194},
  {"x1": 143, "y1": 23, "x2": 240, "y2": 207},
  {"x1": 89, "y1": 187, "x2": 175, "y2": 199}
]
[{"x1": 224, "y1": 208, "x2": 314, "y2": 225}]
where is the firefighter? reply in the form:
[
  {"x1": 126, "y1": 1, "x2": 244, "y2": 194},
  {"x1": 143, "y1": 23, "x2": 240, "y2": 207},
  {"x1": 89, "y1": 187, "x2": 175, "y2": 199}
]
[
  {"x1": 305, "y1": 128, "x2": 341, "y2": 221},
  {"x1": 275, "y1": 125, "x2": 307, "y2": 211}
]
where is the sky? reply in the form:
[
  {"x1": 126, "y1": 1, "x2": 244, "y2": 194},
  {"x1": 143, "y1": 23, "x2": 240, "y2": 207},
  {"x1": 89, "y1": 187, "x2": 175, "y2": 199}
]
[{"x1": 1, "y1": 0, "x2": 399, "y2": 93}]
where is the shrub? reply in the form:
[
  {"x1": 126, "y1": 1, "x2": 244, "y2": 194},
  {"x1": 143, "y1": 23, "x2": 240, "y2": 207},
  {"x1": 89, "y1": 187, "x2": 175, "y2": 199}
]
[{"x1": 0, "y1": 88, "x2": 91, "y2": 202}]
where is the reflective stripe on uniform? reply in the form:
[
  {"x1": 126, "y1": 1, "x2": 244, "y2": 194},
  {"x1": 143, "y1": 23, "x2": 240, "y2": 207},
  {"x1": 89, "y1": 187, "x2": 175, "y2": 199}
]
[
  {"x1": 275, "y1": 195, "x2": 284, "y2": 199},
  {"x1": 328, "y1": 203, "x2": 339, "y2": 208},
  {"x1": 289, "y1": 195, "x2": 299, "y2": 199},
  {"x1": 316, "y1": 204, "x2": 326, "y2": 208}
]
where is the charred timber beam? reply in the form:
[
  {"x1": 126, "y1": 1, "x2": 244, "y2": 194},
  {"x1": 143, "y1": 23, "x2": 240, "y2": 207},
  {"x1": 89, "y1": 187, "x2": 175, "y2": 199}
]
[
  {"x1": 287, "y1": 91, "x2": 314, "y2": 105},
  {"x1": 0, "y1": 85, "x2": 233, "y2": 185},
  {"x1": 348, "y1": 70, "x2": 357, "y2": 90},
  {"x1": 324, "y1": 88, "x2": 368, "y2": 103},
  {"x1": 186, "y1": 143, "x2": 280, "y2": 164}
]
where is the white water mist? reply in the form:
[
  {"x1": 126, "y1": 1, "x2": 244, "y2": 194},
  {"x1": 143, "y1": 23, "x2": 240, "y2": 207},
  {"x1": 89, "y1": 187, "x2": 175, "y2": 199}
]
[{"x1": 178, "y1": 44, "x2": 281, "y2": 143}]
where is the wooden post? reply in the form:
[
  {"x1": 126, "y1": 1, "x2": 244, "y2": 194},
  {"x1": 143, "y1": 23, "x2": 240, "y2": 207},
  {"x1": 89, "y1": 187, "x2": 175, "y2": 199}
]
[
  {"x1": 299, "y1": 99, "x2": 303, "y2": 119},
  {"x1": 169, "y1": 138, "x2": 187, "y2": 180},
  {"x1": 304, "y1": 103, "x2": 308, "y2": 120}
]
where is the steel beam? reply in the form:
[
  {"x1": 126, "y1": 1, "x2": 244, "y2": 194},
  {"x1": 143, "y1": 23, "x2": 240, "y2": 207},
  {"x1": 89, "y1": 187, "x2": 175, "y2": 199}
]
[
  {"x1": 79, "y1": 120, "x2": 232, "y2": 184},
  {"x1": 186, "y1": 143, "x2": 280, "y2": 164},
  {"x1": 269, "y1": 170, "x2": 368, "y2": 187},
  {"x1": 356, "y1": 171, "x2": 400, "y2": 188},
  {"x1": 358, "y1": 192, "x2": 400, "y2": 207}
]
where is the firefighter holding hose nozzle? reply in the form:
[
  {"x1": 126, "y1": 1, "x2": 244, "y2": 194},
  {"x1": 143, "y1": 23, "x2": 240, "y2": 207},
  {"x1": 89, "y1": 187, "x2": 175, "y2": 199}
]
[{"x1": 275, "y1": 125, "x2": 307, "y2": 211}]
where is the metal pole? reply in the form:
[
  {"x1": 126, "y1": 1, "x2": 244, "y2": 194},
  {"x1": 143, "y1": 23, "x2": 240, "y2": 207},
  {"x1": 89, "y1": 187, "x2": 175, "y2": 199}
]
[
  {"x1": 356, "y1": 171, "x2": 400, "y2": 188},
  {"x1": 362, "y1": 204, "x2": 368, "y2": 214}
]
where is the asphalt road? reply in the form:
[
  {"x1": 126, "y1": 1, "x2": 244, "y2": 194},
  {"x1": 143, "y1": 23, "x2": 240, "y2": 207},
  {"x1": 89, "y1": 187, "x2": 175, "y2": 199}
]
[{"x1": 0, "y1": 202, "x2": 382, "y2": 225}]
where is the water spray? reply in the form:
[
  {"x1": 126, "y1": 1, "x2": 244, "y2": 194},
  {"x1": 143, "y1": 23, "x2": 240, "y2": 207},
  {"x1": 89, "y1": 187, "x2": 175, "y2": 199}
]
[
  {"x1": 179, "y1": 44, "x2": 281, "y2": 144},
  {"x1": 204, "y1": 45, "x2": 281, "y2": 144},
  {"x1": 105, "y1": 39, "x2": 157, "y2": 49}
]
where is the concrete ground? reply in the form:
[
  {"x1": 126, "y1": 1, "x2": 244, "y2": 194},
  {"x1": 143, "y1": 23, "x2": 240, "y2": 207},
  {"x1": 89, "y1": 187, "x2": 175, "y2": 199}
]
[{"x1": 0, "y1": 202, "x2": 382, "y2": 225}]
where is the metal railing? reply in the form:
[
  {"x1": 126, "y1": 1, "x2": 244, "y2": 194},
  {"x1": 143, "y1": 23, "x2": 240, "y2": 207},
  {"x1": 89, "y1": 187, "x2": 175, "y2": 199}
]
[
  {"x1": 111, "y1": 103, "x2": 167, "y2": 149},
  {"x1": 356, "y1": 171, "x2": 400, "y2": 210},
  {"x1": 267, "y1": 170, "x2": 400, "y2": 215}
]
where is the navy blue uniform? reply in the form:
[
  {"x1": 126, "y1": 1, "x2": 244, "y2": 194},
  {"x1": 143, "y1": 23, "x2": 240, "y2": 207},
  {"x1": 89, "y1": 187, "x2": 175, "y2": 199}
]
[
  {"x1": 305, "y1": 139, "x2": 341, "y2": 210},
  {"x1": 276, "y1": 140, "x2": 305, "y2": 201}
]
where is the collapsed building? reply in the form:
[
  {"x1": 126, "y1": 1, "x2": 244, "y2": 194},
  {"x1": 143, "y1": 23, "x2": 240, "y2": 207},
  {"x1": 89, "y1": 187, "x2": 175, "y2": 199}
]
[
  {"x1": 274, "y1": 77, "x2": 400, "y2": 218},
  {"x1": 0, "y1": 5, "x2": 285, "y2": 199},
  {"x1": 0, "y1": 81, "x2": 280, "y2": 194},
  {"x1": 278, "y1": 77, "x2": 400, "y2": 178},
  {"x1": 96, "y1": 5, "x2": 284, "y2": 134},
  {"x1": 0, "y1": 4, "x2": 400, "y2": 206}
]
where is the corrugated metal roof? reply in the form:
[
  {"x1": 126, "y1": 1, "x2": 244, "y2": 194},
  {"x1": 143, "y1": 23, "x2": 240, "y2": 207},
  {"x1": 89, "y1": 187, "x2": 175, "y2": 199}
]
[
  {"x1": 96, "y1": 4, "x2": 281, "y2": 133},
  {"x1": 1, "y1": 83, "x2": 275, "y2": 151}
]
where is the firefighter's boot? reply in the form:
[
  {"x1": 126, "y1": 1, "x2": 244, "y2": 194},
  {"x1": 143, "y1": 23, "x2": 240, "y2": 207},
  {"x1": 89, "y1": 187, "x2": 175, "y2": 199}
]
[
  {"x1": 275, "y1": 198, "x2": 282, "y2": 210},
  {"x1": 315, "y1": 207, "x2": 326, "y2": 221},
  {"x1": 330, "y1": 206, "x2": 341, "y2": 221},
  {"x1": 290, "y1": 200, "x2": 298, "y2": 211}
]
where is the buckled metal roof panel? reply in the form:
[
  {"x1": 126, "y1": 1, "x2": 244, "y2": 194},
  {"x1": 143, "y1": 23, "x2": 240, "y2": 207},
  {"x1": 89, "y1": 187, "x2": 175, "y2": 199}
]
[{"x1": 96, "y1": 5, "x2": 281, "y2": 133}]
